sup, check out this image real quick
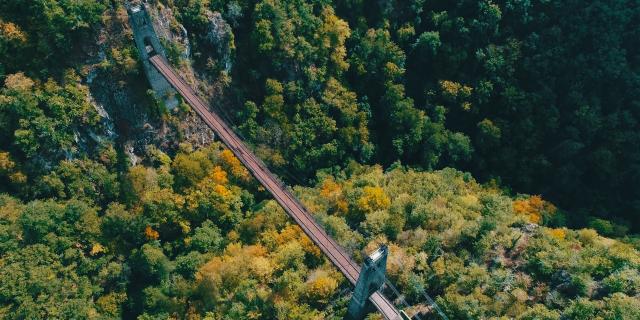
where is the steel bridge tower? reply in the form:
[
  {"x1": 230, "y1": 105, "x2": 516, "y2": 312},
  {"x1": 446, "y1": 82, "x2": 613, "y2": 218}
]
[
  {"x1": 347, "y1": 245, "x2": 391, "y2": 319},
  {"x1": 127, "y1": 2, "x2": 178, "y2": 109}
]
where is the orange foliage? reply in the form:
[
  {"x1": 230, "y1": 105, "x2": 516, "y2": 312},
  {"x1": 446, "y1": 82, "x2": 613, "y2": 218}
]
[
  {"x1": 213, "y1": 184, "x2": 231, "y2": 198},
  {"x1": 220, "y1": 149, "x2": 251, "y2": 182},
  {"x1": 320, "y1": 179, "x2": 340, "y2": 198},
  {"x1": 9, "y1": 172, "x2": 27, "y2": 184},
  {"x1": 210, "y1": 166, "x2": 228, "y2": 185},
  {"x1": 274, "y1": 225, "x2": 322, "y2": 258},
  {"x1": 250, "y1": 256, "x2": 274, "y2": 280},
  {"x1": 0, "y1": 152, "x2": 15, "y2": 172},
  {"x1": 299, "y1": 234, "x2": 322, "y2": 258},
  {"x1": 439, "y1": 80, "x2": 473, "y2": 110},
  {"x1": 357, "y1": 186, "x2": 391, "y2": 213},
  {"x1": 179, "y1": 221, "x2": 191, "y2": 234},
  {"x1": 548, "y1": 228, "x2": 566, "y2": 240},
  {"x1": 513, "y1": 195, "x2": 557, "y2": 224},
  {"x1": 4, "y1": 73, "x2": 34, "y2": 91},
  {"x1": 319, "y1": 178, "x2": 348, "y2": 214},
  {"x1": 274, "y1": 225, "x2": 300, "y2": 245},
  {"x1": 144, "y1": 225, "x2": 160, "y2": 240},
  {"x1": 185, "y1": 166, "x2": 233, "y2": 210},
  {"x1": 227, "y1": 230, "x2": 240, "y2": 242},
  {"x1": 439, "y1": 80, "x2": 472, "y2": 98},
  {"x1": 305, "y1": 276, "x2": 338, "y2": 302},
  {"x1": 0, "y1": 152, "x2": 26, "y2": 184},
  {"x1": 90, "y1": 243, "x2": 105, "y2": 256},
  {"x1": 197, "y1": 244, "x2": 269, "y2": 285},
  {"x1": 336, "y1": 200, "x2": 348, "y2": 214},
  {"x1": 0, "y1": 20, "x2": 27, "y2": 43}
]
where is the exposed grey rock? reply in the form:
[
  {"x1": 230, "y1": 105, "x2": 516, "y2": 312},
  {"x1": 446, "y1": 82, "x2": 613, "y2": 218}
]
[
  {"x1": 205, "y1": 11, "x2": 234, "y2": 72},
  {"x1": 149, "y1": 2, "x2": 191, "y2": 59},
  {"x1": 225, "y1": 1, "x2": 243, "y2": 27},
  {"x1": 128, "y1": 3, "x2": 179, "y2": 109}
]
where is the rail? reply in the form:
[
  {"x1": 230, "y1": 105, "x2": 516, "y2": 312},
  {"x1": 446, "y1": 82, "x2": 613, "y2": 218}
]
[{"x1": 149, "y1": 55, "x2": 401, "y2": 320}]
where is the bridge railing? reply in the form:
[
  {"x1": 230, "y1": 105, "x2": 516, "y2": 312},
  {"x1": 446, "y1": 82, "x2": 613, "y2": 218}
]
[{"x1": 145, "y1": 54, "x2": 452, "y2": 320}]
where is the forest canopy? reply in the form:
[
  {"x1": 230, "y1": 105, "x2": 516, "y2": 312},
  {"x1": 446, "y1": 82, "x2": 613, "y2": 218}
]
[
  {"x1": 0, "y1": 0, "x2": 639, "y2": 319},
  {"x1": 1, "y1": 146, "x2": 639, "y2": 319},
  {"x1": 179, "y1": 0, "x2": 640, "y2": 229}
]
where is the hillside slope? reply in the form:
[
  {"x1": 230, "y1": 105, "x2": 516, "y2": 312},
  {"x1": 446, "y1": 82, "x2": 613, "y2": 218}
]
[
  {"x1": 0, "y1": 0, "x2": 639, "y2": 319},
  {"x1": 1, "y1": 143, "x2": 638, "y2": 319}
]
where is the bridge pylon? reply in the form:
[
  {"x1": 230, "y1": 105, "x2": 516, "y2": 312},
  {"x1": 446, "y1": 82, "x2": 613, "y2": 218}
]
[
  {"x1": 346, "y1": 245, "x2": 390, "y2": 319},
  {"x1": 127, "y1": 1, "x2": 178, "y2": 109}
]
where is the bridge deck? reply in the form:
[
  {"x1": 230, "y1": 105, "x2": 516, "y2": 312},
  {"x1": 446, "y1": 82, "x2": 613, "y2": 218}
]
[{"x1": 149, "y1": 55, "x2": 401, "y2": 320}]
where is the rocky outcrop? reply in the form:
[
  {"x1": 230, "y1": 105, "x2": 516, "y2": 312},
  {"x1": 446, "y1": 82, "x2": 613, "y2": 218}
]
[
  {"x1": 205, "y1": 11, "x2": 234, "y2": 73},
  {"x1": 128, "y1": 3, "x2": 179, "y2": 109},
  {"x1": 82, "y1": 2, "x2": 235, "y2": 164},
  {"x1": 149, "y1": 3, "x2": 190, "y2": 59}
]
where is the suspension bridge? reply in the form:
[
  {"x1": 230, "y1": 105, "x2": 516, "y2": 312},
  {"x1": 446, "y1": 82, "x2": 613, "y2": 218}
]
[
  {"x1": 148, "y1": 53, "x2": 403, "y2": 319},
  {"x1": 127, "y1": 3, "x2": 449, "y2": 319}
]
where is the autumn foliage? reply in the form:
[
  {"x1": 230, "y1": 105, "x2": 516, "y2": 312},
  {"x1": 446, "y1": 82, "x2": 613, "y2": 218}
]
[{"x1": 513, "y1": 195, "x2": 557, "y2": 224}]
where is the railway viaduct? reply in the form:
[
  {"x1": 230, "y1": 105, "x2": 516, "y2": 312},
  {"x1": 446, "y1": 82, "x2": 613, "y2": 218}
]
[{"x1": 128, "y1": 3, "x2": 405, "y2": 319}]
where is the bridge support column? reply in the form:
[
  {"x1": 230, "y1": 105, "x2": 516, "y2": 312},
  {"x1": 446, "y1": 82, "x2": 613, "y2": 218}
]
[
  {"x1": 346, "y1": 245, "x2": 389, "y2": 320},
  {"x1": 127, "y1": 1, "x2": 178, "y2": 109}
]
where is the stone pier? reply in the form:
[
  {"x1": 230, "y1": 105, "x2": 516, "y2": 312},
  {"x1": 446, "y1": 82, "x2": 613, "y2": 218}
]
[{"x1": 127, "y1": 1, "x2": 178, "y2": 109}]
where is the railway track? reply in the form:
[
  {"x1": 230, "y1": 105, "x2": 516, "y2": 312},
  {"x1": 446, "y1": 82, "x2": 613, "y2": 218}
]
[{"x1": 149, "y1": 55, "x2": 401, "y2": 320}]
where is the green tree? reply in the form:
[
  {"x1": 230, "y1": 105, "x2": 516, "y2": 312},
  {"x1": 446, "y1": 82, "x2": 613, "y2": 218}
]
[
  {"x1": 0, "y1": 72, "x2": 100, "y2": 162},
  {"x1": 0, "y1": 0, "x2": 106, "y2": 74},
  {"x1": 36, "y1": 159, "x2": 119, "y2": 205},
  {"x1": 190, "y1": 220, "x2": 224, "y2": 253},
  {"x1": 0, "y1": 245, "x2": 99, "y2": 319}
]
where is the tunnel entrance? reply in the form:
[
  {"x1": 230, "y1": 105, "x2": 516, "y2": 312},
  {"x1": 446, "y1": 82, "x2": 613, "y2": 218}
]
[{"x1": 143, "y1": 36, "x2": 156, "y2": 56}]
